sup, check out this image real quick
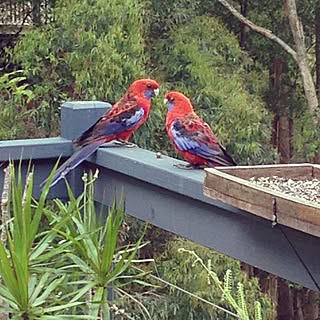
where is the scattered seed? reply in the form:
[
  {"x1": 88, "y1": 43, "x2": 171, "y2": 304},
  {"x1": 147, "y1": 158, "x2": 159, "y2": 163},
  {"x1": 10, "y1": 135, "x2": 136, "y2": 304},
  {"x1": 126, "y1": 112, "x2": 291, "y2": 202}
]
[{"x1": 249, "y1": 176, "x2": 320, "y2": 205}]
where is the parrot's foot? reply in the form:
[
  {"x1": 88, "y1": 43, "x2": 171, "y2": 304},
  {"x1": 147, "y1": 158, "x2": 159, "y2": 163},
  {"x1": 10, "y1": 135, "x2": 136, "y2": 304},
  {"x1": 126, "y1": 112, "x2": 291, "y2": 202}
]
[
  {"x1": 173, "y1": 163, "x2": 205, "y2": 170},
  {"x1": 173, "y1": 163, "x2": 203, "y2": 170},
  {"x1": 101, "y1": 140, "x2": 137, "y2": 148},
  {"x1": 114, "y1": 139, "x2": 137, "y2": 148}
]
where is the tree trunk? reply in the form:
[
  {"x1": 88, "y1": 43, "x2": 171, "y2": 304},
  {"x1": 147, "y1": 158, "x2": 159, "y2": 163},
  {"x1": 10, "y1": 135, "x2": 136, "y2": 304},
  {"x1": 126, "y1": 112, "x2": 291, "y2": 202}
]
[
  {"x1": 240, "y1": 266, "x2": 278, "y2": 319},
  {"x1": 284, "y1": 0, "x2": 319, "y2": 115},
  {"x1": 217, "y1": 0, "x2": 319, "y2": 120},
  {"x1": 239, "y1": 0, "x2": 249, "y2": 48},
  {"x1": 259, "y1": 272, "x2": 278, "y2": 318},
  {"x1": 271, "y1": 114, "x2": 279, "y2": 149},
  {"x1": 295, "y1": 289, "x2": 305, "y2": 320},
  {"x1": 289, "y1": 116, "x2": 294, "y2": 160},
  {"x1": 240, "y1": 262, "x2": 254, "y2": 278},
  {"x1": 316, "y1": 4, "x2": 320, "y2": 100},
  {"x1": 314, "y1": 3, "x2": 320, "y2": 164},
  {"x1": 302, "y1": 289, "x2": 320, "y2": 320},
  {"x1": 278, "y1": 279, "x2": 294, "y2": 320},
  {"x1": 269, "y1": 57, "x2": 291, "y2": 162},
  {"x1": 278, "y1": 114, "x2": 291, "y2": 163},
  {"x1": 32, "y1": 0, "x2": 41, "y2": 26}
]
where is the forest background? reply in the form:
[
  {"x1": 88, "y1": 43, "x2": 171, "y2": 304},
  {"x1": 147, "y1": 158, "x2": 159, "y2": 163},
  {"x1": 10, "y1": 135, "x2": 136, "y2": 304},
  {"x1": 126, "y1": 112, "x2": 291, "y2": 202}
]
[{"x1": 1, "y1": 0, "x2": 320, "y2": 319}]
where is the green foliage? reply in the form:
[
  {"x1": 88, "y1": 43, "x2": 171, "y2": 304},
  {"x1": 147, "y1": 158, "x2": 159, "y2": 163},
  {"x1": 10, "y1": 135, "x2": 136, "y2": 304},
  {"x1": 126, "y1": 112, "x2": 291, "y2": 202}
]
[
  {"x1": 0, "y1": 70, "x2": 34, "y2": 139},
  {"x1": 293, "y1": 111, "x2": 320, "y2": 161},
  {"x1": 212, "y1": 0, "x2": 319, "y2": 160},
  {"x1": 11, "y1": 27, "x2": 71, "y2": 136},
  {"x1": 0, "y1": 164, "x2": 147, "y2": 318},
  {"x1": 12, "y1": 0, "x2": 146, "y2": 136},
  {"x1": 51, "y1": 170, "x2": 147, "y2": 318},
  {"x1": 10, "y1": 0, "x2": 279, "y2": 164},
  {"x1": 242, "y1": 0, "x2": 316, "y2": 160},
  {"x1": 0, "y1": 162, "x2": 84, "y2": 318},
  {"x1": 54, "y1": 0, "x2": 146, "y2": 101},
  {"x1": 142, "y1": 15, "x2": 277, "y2": 163},
  {"x1": 177, "y1": 248, "x2": 262, "y2": 320},
  {"x1": 124, "y1": 238, "x2": 273, "y2": 319},
  {"x1": 170, "y1": 18, "x2": 271, "y2": 164}
]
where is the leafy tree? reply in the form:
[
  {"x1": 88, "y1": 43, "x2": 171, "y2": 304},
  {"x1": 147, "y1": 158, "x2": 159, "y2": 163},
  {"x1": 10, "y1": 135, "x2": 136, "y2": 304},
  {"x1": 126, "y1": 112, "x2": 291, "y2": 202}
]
[
  {"x1": 148, "y1": 15, "x2": 276, "y2": 163},
  {"x1": 3, "y1": 2, "x2": 293, "y2": 317},
  {"x1": 0, "y1": 70, "x2": 34, "y2": 139},
  {"x1": 213, "y1": 0, "x2": 320, "y2": 162},
  {"x1": 12, "y1": 0, "x2": 146, "y2": 136}
]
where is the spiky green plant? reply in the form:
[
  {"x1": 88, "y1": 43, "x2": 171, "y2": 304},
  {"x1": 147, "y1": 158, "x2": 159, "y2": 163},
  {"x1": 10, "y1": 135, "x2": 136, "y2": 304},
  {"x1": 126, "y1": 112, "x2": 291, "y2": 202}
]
[
  {"x1": 50, "y1": 170, "x2": 147, "y2": 319},
  {"x1": 0, "y1": 163, "x2": 150, "y2": 319},
  {"x1": 178, "y1": 248, "x2": 263, "y2": 320},
  {"x1": 0, "y1": 162, "x2": 89, "y2": 319}
]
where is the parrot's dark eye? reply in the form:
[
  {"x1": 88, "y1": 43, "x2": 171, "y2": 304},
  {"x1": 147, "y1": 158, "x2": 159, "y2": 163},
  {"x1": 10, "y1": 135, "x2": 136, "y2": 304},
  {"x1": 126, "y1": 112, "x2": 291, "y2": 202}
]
[
  {"x1": 146, "y1": 83, "x2": 152, "y2": 88},
  {"x1": 169, "y1": 97, "x2": 175, "y2": 102}
]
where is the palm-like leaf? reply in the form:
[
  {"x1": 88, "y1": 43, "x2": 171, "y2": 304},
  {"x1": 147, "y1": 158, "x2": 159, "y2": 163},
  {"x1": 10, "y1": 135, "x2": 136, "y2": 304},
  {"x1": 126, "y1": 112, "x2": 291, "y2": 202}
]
[{"x1": 0, "y1": 163, "x2": 87, "y2": 318}]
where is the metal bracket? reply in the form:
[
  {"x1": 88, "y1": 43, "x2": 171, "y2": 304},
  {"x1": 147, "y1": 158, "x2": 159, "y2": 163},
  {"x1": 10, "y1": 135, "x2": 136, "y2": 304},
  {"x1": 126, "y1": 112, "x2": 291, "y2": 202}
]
[{"x1": 272, "y1": 197, "x2": 278, "y2": 227}]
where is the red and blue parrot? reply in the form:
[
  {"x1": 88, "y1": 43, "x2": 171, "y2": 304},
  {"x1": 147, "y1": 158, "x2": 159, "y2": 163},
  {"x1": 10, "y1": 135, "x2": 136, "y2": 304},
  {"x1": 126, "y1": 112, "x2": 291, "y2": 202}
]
[
  {"x1": 45, "y1": 79, "x2": 159, "y2": 187},
  {"x1": 165, "y1": 91, "x2": 236, "y2": 169}
]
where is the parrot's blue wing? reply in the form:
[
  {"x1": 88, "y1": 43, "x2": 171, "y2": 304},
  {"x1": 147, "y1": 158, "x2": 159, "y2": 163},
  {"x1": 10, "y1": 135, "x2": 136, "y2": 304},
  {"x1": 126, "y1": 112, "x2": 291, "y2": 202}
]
[
  {"x1": 171, "y1": 118, "x2": 236, "y2": 166},
  {"x1": 74, "y1": 102, "x2": 144, "y2": 146}
]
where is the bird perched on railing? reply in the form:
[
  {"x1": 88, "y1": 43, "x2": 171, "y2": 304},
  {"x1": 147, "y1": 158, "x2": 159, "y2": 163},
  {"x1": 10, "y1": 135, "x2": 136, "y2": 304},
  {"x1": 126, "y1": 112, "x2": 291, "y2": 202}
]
[
  {"x1": 164, "y1": 91, "x2": 236, "y2": 169},
  {"x1": 43, "y1": 78, "x2": 160, "y2": 188}
]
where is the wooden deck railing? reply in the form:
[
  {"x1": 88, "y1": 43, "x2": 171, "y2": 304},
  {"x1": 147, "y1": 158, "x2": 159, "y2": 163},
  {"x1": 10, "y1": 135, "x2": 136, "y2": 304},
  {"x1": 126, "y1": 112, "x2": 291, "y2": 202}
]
[
  {"x1": 0, "y1": 0, "x2": 52, "y2": 33},
  {"x1": 0, "y1": 101, "x2": 320, "y2": 291}
]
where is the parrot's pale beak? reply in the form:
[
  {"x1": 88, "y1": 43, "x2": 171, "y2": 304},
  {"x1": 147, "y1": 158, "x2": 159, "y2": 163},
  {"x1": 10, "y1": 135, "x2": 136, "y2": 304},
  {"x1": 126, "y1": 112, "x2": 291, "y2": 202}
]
[
  {"x1": 154, "y1": 88, "x2": 160, "y2": 96},
  {"x1": 165, "y1": 98, "x2": 174, "y2": 111}
]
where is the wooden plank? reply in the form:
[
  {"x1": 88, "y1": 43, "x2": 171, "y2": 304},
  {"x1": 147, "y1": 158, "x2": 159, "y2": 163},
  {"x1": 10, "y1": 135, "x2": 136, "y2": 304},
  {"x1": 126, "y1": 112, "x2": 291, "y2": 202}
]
[
  {"x1": 312, "y1": 164, "x2": 320, "y2": 179},
  {"x1": 204, "y1": 169, "x2": 275, "y2": 221},
  {"x1": 216, "y1": 163, "x2": 313, "y2": 180},
  {"x1": 279, "y1": 216, "x2": 320, "y2": 238},
  {"x1": 276, "y1": 198, "x2": 320, "y2": 237},
  {"x1": 204, "y1": 165, "x2": 320, "y2": 238},
  {"x1": 203, "y1": 186, "x2": 275, "y2": 220},
  {"x1": 279, "y1": 198, "x2": 320, "y2": 223}
]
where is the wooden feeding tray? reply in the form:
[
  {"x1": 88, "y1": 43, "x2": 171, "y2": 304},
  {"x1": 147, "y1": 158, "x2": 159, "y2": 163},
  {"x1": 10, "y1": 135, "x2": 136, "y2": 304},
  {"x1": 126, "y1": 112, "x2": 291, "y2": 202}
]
[{"x1": 203, "y1": 163, "x2": 320, "y2": 237}]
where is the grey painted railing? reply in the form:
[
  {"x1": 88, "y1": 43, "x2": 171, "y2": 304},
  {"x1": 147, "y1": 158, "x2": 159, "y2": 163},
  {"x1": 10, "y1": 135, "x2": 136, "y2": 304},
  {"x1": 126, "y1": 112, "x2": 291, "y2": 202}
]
[{"x1": 1, "y1": 101, "x2": 320, "y2": 291}]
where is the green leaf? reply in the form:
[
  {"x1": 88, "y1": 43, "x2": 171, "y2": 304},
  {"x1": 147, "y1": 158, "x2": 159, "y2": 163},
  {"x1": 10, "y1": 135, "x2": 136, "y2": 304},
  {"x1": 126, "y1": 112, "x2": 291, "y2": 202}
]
[
  {"x1": 0, "y1": 283, "x2": 19, "y2": 309},
  {"x1": 100, "y1": 202, "x2": 123, "y2": 274},
  {"x1": 70, "y1": 282, "x2": 94, "y2": 303},
  {"x1": 29, "y1": 272, "x2": 51, "y2": 304},
  {"x1": 33, "y1": 276, "x2": 65, "y2": 307},
  {"x1": 89, "y1": 286, "x2": 104, "y2": 318},
  {"x1": 40, "y1": 316, "x2": 97, "y2": 320},
  {"x1": 0, "y1": 241, "x2": 20, "y2": 302},
  {"x1": 43, "y1": 301, "x2": 84, "y2": 312}
]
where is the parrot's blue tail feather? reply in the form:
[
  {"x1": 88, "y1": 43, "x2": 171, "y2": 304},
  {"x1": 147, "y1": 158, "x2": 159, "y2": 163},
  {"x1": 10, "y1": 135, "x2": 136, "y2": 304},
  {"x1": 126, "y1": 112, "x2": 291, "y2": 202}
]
[{"x1": 41, "y1": 141, "x2": 104, "y2": 189}]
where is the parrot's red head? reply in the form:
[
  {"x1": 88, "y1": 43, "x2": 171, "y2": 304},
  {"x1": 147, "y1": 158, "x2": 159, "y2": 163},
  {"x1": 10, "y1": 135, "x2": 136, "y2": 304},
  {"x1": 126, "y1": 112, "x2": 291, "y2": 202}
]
[
  {"x1": 164, "y1": 91, "x2": 194, "y2": 114},
  {"x1": 128, "y1": 79, "x2": 160, "y2": 100}
]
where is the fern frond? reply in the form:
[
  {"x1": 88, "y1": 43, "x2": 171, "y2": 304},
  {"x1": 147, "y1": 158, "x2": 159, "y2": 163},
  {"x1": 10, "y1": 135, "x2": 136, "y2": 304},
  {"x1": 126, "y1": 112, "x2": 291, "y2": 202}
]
[
  {"x1": 207, "y1": 259, "x2": 212, "y2": 285},
  {"x1": 237, "y1": 282, "x2": 249, "y2": 320},
  {"x1": 254, "y1": 301, "x2": 263, "y2": 320},
  {"x1": 223, "y1": 269, "x2": 233, "y2": 299}
]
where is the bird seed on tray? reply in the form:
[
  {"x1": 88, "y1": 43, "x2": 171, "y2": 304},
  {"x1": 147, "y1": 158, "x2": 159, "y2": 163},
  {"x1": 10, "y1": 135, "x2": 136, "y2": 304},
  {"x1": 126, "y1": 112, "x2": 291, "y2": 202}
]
[{"x1": 249, "y1": 176, "x2": 320, "y2": 205}]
